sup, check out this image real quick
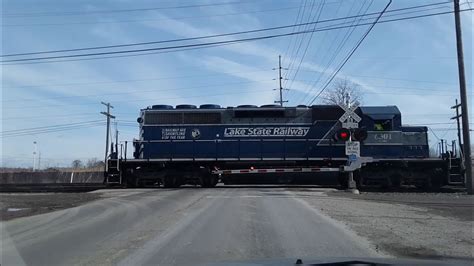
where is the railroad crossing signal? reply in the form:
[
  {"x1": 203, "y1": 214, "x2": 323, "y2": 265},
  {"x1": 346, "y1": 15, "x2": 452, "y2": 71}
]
[
  {"x1": 338, "y1": 101, "x2": 361, "y2": 129},
  {"x1": 333, "y1": 128, "x2": 367, "y2": 142}
]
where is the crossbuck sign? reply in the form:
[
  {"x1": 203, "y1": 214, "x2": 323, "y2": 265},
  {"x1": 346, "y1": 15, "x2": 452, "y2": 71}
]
[{"x1": 338, "y1": 101, "x2": 361, "y2": 129}]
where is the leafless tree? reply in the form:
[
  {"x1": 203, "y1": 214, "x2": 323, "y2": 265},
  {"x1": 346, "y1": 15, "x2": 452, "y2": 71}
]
[
  {"x1": 321, "y1": 78, "x2": 362, "y2": 106},
  {"x1": 71, "y1": 159, "x2": 83, "y2": 169},
  {"x1": 86, "y1": 158, "x2": 104, "y2": 168}
]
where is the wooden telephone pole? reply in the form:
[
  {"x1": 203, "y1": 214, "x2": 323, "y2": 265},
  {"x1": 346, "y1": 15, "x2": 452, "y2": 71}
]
[
  {"x1": 100, "y1": 102, "x2": 115, "y2": 172},
  {"x1": 274, "y1": 55, "x2": 288, "y2": 106},
  {"x1": 453, "y1": 0, "x2": 472, "y2": 194}
]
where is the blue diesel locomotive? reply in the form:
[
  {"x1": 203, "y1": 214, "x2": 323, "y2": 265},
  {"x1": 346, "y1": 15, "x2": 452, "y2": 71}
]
[{"x1": 107, "y1": 104, "x2": 448, "y2": 188}]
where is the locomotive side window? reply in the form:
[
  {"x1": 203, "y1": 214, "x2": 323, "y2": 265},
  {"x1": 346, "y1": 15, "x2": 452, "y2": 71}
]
[{"x1": 374, "y1": 119, "x2": 392, "y2": 131}]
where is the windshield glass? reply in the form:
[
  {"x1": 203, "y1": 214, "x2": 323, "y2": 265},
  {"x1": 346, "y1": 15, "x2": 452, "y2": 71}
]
[{"x1": 1, "y1": 0, "x2": 473, "y2": 265}]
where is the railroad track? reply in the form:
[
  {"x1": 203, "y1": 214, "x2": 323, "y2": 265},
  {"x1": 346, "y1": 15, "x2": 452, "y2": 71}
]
[{"x1": 0, "y1": 183, "x2": 106, "y2": 193}]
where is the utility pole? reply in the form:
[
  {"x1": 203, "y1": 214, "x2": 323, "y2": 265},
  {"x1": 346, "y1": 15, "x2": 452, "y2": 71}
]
[
  {"x1": 274, "y1": 55, "x2": 288, "y2": 106},
  {"x1": 33, "y1": 141, "x2": 37, "y2": 171},
  {"x1": 100, "y1": 102, "x2": 115, "y2": 172},
  {"x1": 451, "y1": 99, "x2": 463, "y2": 155},
  {"x1": 453, "y1": 0, "x2": 472, "y2": 194}
]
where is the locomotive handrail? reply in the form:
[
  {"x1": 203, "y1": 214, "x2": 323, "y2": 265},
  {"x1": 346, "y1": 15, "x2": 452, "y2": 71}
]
[{"x1": 124, "y1": 141, "x2": 128, "y2": 161}]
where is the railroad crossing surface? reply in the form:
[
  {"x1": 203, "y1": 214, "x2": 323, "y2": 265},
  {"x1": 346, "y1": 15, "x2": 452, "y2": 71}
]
[{"x1": 1, "y1": 187, "x2": 472, "y2": 265}]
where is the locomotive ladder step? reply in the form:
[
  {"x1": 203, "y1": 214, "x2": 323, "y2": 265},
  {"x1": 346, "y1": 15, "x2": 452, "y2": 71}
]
[{"x1": 448, "y1": 173, "x2": 464, "y2": 185}]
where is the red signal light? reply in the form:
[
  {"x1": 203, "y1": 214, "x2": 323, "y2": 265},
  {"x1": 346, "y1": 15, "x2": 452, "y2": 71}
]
[{"x1": 335, "y1": 128, "x2": 351, "y2": 141}]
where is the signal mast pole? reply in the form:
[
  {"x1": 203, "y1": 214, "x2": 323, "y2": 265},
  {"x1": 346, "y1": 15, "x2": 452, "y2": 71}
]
[{"x1": 453, "y1": 0, "x2": 472, "y2": 194}]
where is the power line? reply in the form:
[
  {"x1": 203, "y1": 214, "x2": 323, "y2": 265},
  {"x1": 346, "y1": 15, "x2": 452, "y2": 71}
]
[
  {"x1": 1, "y1": 42, "x2": 241, "y2": 65},
  {"x1": 307, "y1": 0, "x2": 393, "y2": 105},
  {"x1": 284, "y1": 0, "x2": 328, "y2": 98},
  {"x1": 1, "y1": 6, "x2": 301, "y2": 27},
  {"x1": 2, "y1": 79, "x2": 274, "y2": 107},
  {"x1": 3, "y1": 8, "x2": 464, "y2": 67},
  {"x1": 1, "y1": 112, "x2": 100, "y2": 121},
  {"x1": 0, "y1": 123, "x2": 105, "y2": 138},
  {"x1": 3, "y1": 88, "x2": 273, "y2": 110},
  {"x1": 0, "y1": 121, "x2": 105, "y2": 138},
  {"x1": 281, "y1": 0, "x2": 318, "y2": 89},
  {"x1": 291, "y1": 1, "x2": 456, "y2": 101},
  {"x1": 281, "y1": 0, "x2": 307, "y2": 68},
  {"x1": 1, "y1": 1, "x2": 452, "y2": 58},
  {"x1": 296, "y1": 0, "x2": 372, "y2": 104},
  {"x1": 326, "y1": 73, "x2": 472, "y2": 86},
  {"x1": 284, "y1": 1, "x2": 344, "y2": 102},
  {"x1": 1, "y1": 120, "x2": 104, "y2": 134},
  {"x1": 2, "y1": 69, "x2": 273, "y2": 100},
  {"x1": 4, "y1": 79, "x2": 461, "y2": 110},
  {"x1": 3, "y1": 1, "x2": 256, "y2": 17},
  {"x1": 4, "y1": 8, "x2": 467, "y2": 65}
]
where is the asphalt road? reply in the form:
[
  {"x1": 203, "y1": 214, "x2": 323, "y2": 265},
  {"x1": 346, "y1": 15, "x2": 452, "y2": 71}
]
[{"x1": 1, "y1": 187, "x2": 382, "y2": 265}]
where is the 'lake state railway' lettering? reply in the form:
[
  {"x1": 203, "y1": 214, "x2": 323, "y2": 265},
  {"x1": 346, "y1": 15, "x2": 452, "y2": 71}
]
[{"x1": 224, "y1": 127, "x2": 310, "y2": 137}]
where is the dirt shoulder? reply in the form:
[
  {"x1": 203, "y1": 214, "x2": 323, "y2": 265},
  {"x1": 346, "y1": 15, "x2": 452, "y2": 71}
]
[
  {"x1": 291, "y1": 188, "x2": 473, "y2": 260},
  {"x1": 330, "y1": 190, "x2": 473, "y2": 222},
  {"x1": 0, "y1": 192, "x2": 101, "y2": 221}
]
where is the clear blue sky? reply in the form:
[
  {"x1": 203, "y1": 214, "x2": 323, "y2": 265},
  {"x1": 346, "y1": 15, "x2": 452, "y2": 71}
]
[{"x1": 1, "y1": 0, "x2": 473, "y2": 168}]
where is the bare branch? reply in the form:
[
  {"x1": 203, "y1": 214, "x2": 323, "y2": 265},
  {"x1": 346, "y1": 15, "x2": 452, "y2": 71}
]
[{"x1": 320, "y1": 78, "x2": 363, "y2": 106}]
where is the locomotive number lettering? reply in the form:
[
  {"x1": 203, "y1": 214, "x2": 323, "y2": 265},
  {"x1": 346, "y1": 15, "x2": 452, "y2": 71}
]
[{"x1": 374, "y1": 133, "x2": 392, "y2": 142}]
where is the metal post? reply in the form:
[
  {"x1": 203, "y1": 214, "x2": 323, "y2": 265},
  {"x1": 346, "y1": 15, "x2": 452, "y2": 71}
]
[
  {"x1": 347, "y1": 130, "x2": 357, "y2": 190},
  {"x1": 124, "y1": 141, "x2": 128, "y2": 161},
  {"x1": 453, "y1": 0, "x2": 472, "y2": 194},
  {"x1": 452, "y1": 140, "x2": 457, "y2": 156},
  {"x1": 115, "y1": 128, "x2": 119, "y2": 158},
  {"x1": 441, "y1": 139, "x2": 445, "y2": 157}
]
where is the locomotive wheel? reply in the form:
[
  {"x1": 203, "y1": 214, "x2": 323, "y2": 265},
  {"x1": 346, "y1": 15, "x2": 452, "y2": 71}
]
[
  {"x1": 338, "y1": 173, "x2": 348, "y2": 190},
  {"x1": 389, "y1": 174, "x2": 402, "y2": 189},
  {"x1": 429, "y1": 170, "x2": 444, "y2": 191},
  {"x1": 201, "y1": 176, "x2": 217, "y2": 188},
  {"x1": 354, "y1": 170, "x2": 363, "y2": 189},
  {"x1": 163, "y1": 175, "x2": 179, "y2": 188}
]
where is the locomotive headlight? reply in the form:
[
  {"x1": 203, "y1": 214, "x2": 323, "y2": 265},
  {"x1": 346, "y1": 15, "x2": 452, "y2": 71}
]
[{"x1": 137, "y1": 117, "x2": 144, "y2": 123}]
